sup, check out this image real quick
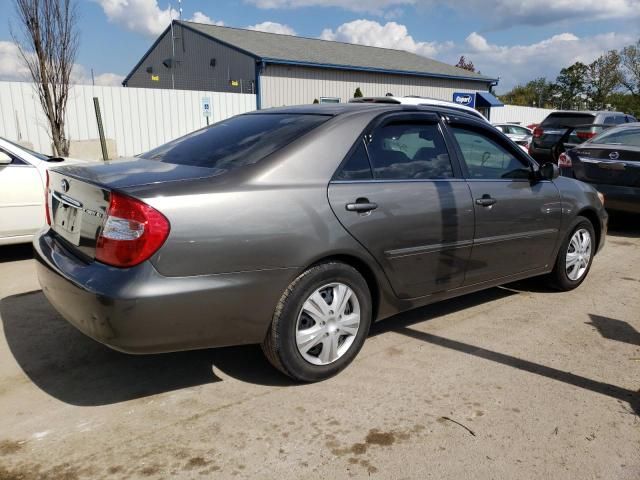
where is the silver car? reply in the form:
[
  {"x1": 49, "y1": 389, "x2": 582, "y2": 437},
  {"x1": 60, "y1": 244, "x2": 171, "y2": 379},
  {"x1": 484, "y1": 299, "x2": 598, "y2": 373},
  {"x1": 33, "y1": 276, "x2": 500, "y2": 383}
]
[
  {"x1": 493, "y1": 123, "x2": 533, "y2": 151},
  {"x1": 34, "y1": 103, "x2": 607, "y2": 382}
]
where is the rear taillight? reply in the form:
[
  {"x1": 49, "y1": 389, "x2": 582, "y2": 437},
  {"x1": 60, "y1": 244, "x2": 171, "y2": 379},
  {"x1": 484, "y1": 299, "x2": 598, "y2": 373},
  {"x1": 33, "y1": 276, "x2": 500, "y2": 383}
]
[
  {"x1": 558, "y1": 152, "x2": 572, "y2": 168},
  {"x1": 576, "y1": 130, "x2": 596, "y2": 141},
  {"x1": 96, "y1": 192, "x2": 170, "y2": 268},
  {"x1": 45, "y1": 170, "x2": 51, "y2": 226},
  {"x1": 533, "y1": 127, "x2": 544, "y2": 138}
]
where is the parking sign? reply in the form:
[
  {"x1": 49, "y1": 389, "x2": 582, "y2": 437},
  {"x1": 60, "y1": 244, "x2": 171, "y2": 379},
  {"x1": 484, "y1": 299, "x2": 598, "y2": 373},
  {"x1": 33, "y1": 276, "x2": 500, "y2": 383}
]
[{"x1": 202, "y1": 97, "x2": 211, "y2": 118}]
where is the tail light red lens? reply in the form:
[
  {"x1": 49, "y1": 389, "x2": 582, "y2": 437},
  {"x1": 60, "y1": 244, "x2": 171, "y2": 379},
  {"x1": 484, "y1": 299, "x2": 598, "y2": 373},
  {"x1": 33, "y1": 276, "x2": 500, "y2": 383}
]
[
  {"x1": 576, "y1": 131, "x2": 596, "y2": 141},
  {"x1": 44, "y1": 170, "x2": 52, "y2": 226},
  {"x1": 96, "y1": 192, "x2": 170, "y2": 268},
  {"x1": 558, "y1": 152, "x2": 572, "y2": 168},
  {"x1": 533, "y1": 127, "x2": 544, "y2": 138}
]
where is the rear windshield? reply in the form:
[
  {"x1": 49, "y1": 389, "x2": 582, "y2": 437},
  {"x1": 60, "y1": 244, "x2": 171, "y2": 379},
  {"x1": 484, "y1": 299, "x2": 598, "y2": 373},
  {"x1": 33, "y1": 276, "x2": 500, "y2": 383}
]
[
  {"x1": 140, "y1": 113, "x2": 329, "y2": 170},
  {"x1": 541, "y1": 113, "x2": 595, "y2": 128},
  {"x1": 589, "y1": 127, "x2": 640, "y2": 147}
]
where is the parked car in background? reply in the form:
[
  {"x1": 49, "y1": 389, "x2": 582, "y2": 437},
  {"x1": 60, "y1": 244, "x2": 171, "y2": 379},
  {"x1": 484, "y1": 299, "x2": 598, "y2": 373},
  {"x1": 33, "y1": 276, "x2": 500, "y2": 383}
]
[
  {"x1": 350, "y1": 96, "x2": 490, "y2": 123},
  {"x1": 35, "y1": 104, "x2": 607, "y2": 383},
  {"x1": 494, "y1": 123, "x2": 532, "y2": 152},
  {"x1": 559, "y1": 122, "x2": 640, "y2": 213},
  {"x1": 0, "y1": 137, "x2": 89, "y2": 246},
  {"x1": 529, "y1": 111, "x2": 637, "y2": 164}
]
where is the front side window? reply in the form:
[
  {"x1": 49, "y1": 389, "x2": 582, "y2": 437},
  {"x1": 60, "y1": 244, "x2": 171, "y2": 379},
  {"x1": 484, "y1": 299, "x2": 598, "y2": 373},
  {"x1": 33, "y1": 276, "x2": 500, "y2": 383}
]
[
  {"x1": 140, "y1": 113, "x2": 329, "y2": 172},
  {"x1": 451, "y1": 126, "x2": 531, "y2": 180},
  {"x1": 366, "y1": 122, "x2": 454, "y2": 180}
]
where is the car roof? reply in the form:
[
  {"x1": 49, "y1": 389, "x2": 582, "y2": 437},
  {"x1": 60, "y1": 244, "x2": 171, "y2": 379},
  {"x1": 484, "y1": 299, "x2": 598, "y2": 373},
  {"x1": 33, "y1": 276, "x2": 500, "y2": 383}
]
[
  {"x1": 250, "y1": 102, "x2": 487, "y2": 123},
  {"x1": 351, "y1": 95, "x2": 486, "y2": 115},
  {"x1": 547, "y1": 110, "x2": 626, "y2": 116}
]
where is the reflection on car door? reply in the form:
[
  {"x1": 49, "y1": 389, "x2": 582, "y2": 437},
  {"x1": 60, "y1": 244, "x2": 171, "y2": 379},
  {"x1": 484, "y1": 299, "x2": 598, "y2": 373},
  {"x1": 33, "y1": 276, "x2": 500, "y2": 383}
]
[
  {"x1": 0, "y1": 149, "x2": 44, "y2": 238},
  {"x1": 446, "y1": 121, "x2": 562, "y2": 285},
  {"x1": 328, "y1": 113, "x2": 475, "y2": 299}
]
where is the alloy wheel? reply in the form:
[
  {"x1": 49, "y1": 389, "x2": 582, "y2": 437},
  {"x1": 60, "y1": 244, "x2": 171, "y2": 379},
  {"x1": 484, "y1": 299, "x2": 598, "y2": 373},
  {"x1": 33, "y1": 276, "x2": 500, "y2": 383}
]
[{"x1": 566, "y1": 228, "x2": 592, "y2": 281}]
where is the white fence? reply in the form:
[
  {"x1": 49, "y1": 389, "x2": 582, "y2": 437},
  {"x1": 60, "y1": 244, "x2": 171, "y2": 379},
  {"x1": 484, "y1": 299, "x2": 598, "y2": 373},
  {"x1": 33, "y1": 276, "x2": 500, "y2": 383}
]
[
  {"x1": 0, "y1": 81, "x2": 257, "y2": 157},
  {"x1": 491, "y1": 105, "x2": 555, "y2": 126}
]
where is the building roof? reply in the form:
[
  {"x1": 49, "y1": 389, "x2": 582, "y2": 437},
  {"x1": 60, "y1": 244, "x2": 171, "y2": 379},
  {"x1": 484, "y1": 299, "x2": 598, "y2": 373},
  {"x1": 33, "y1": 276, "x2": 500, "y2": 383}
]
[{"x1": 176, "y1": 21, "x2": 497, "y2": 83}]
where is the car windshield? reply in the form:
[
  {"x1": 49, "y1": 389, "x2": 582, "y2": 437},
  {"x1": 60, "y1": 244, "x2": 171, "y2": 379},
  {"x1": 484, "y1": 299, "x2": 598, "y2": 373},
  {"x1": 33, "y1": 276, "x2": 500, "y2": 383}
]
[
  {"x1": 541, "y1": 113, "x2": 595, "y2": 128},
  {"x1": 1, "y1": 137, "x2": 49, "y2": 161},
  {"x1": 588, "y1": 126, "x2": 640, "y2": 147},
  {"x1": 140, "y1": 113, "x2": 330, "y2": 170}
]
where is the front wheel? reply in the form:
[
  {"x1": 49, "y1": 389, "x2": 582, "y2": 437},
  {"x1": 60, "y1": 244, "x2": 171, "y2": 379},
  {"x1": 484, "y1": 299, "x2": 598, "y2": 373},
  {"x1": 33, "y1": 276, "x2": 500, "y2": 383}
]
[
  {"x1": 261, "y1": 262, "x2": 372, "y2": 382},
  {"x1": 548, "y1": 216, "x2": 596, "y2": 291}
]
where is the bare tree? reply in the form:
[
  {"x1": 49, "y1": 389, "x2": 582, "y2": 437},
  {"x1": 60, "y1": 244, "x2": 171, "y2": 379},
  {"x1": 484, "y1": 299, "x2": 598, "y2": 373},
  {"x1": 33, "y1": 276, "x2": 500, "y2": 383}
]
[
  {"x1": 11, "y1": 0, "x2": 79, "y2": 156},
  {"x1": 620, "y1": 39, "x2": 640, "y2": 97}
]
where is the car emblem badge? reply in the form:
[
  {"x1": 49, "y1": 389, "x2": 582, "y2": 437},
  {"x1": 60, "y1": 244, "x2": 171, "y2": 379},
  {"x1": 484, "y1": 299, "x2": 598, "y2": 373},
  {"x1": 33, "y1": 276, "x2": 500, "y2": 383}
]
[
  {"x1": 61, "y1": 179, "x2": 70, "y2": 192},
  {"x1": 609, "y1": 151, "x2": 620, "y2": 160}
]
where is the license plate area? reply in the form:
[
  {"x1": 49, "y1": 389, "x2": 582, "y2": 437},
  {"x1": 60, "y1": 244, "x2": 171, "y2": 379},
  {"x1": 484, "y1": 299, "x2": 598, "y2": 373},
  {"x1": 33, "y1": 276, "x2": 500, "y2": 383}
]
[{"x1": 52, "y1": 192, "x2": 84, "y2": 246}]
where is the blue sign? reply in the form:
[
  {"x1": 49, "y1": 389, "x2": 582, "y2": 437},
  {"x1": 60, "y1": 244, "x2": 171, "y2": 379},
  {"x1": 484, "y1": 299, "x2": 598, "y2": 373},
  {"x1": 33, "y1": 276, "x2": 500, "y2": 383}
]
[{"x1": 453, "y1": 92, "x2": 476, "y2": 108}]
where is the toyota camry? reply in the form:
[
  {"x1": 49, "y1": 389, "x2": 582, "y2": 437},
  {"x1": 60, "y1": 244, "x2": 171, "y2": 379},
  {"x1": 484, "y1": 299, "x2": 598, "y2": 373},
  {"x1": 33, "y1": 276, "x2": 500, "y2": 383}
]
[{"x1": 34, "y1": 103, "x2": 608, "y2": 382}]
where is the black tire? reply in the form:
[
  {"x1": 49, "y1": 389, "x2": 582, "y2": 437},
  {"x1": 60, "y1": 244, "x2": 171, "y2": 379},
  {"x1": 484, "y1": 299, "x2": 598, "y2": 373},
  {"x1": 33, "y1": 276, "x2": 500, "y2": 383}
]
[
  {"x1": 261, "y1": 262, "x2": 372, "y2": 382},
  {"x1": 548, "y1": 216, "x2": 596, "y2": 291}
]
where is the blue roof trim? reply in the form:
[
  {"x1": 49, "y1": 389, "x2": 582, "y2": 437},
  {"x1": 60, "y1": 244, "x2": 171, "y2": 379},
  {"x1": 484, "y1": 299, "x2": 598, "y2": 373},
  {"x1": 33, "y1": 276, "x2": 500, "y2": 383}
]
[
  {"x1": 476, "y1": 91, "x2": 504, "y2": 107},
  {"x1": 261, "y1": 58, "x2": 498, "y2": 84}
]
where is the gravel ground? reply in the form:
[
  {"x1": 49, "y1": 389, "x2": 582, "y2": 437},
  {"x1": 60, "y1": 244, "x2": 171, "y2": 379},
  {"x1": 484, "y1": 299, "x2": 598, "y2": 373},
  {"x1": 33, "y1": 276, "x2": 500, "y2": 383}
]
[{"x1": 0, "y1": 216, "x2": 638, "y2": 480}]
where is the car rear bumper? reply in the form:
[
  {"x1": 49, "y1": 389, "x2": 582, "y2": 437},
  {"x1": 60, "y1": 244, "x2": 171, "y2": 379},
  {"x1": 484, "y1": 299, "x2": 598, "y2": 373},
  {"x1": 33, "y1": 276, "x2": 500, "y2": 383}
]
[
  {"x1": 34, "y1": 229, "x2": 295, "y2": 354},
  {"x1": 593, "y1": 184, "x2": 640, "y2": 214}
]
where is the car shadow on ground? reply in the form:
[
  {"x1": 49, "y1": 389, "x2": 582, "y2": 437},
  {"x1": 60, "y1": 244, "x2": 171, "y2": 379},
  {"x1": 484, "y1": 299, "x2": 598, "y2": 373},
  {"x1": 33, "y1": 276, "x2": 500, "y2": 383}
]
[
  {"x1": 2, "y1": 285, "x2": 638, "y2": 415},
  {"x1": 607, "y1": 212, "x2": 640, "y2": 238},
  {"x1": 0, "y1": 243, "x2": 33, "y2": 263}
]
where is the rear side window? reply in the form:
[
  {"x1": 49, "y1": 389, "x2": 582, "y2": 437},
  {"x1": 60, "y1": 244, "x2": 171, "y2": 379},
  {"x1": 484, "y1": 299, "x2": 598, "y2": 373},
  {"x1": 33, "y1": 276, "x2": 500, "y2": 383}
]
[
  {"x1": 541, "y1": 113, "x2": 595, "y2": 128},
  {"x1": 367, "y1": 122, "x2": 454, "y2": 179},
  {"x1": 140, "y1": 113, "x2": 329, "y2": 171},
  {"x1": 334, "y1": 141, "x2": 372, "y2": 180}
]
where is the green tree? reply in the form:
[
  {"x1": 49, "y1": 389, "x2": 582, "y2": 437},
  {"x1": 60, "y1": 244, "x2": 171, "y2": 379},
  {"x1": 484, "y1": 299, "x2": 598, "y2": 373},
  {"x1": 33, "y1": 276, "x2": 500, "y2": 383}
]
[
  {"x1": 312, "y1": 98, "x2": 319, "y2": 104},
  {"x1": 586, "y1": 50, "x2": 622, "y2": 110},
  {"x1": 555, "y1": 62, "x2": 588, "y2": 109},
  {"x1": 499, "y1": 78, "x2": 556, "y2": 107},
  {"x1": 353, "y1": 87, "x2": 363, "y2": 98}
]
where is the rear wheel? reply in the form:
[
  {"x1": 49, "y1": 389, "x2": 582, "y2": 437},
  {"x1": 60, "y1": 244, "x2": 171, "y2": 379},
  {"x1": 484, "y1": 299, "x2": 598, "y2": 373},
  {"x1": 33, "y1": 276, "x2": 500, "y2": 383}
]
[
  {"x1": 262, "y1": 262, "x2": 372, "y2": 382},
  {"x1": 548, "y1": 216, "x2": 595, "y2": 291}
]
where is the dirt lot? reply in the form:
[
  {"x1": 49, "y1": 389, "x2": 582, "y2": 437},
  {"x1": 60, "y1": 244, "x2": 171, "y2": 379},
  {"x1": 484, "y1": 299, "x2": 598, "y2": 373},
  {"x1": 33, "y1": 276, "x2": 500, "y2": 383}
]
[{"x1": 0, "y1": 216, "x2": 639, "y2": 480}]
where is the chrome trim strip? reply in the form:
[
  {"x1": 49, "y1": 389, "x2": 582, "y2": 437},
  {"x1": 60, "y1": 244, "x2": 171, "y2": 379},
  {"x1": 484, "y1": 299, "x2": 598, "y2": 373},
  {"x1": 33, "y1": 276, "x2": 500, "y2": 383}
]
[
  {"x1": 386, "y1": 240, "x2": 473, "y2": 258},
  {"x1": 52, "y1": 191, "x2": 83, "y2": 209},
  {"x1": 474, "y1": 228, "x2": 558, "y2": 246}
]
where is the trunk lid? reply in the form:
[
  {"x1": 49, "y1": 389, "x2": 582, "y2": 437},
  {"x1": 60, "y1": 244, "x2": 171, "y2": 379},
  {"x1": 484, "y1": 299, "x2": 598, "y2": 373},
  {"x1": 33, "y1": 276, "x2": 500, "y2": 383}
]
[
  {"x1": 47, "y1": 158, "x2": 218, "y2": 259},
  {"x1": 570, "y1": 144, "x2": 640, "y2": 187}
]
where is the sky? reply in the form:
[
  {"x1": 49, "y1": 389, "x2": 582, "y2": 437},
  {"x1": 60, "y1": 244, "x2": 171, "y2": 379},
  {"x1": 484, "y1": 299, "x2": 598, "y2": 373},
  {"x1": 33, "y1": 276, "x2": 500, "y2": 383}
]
[{"x1": 0, "y1": 0, "x2": 639, "y2": 93}]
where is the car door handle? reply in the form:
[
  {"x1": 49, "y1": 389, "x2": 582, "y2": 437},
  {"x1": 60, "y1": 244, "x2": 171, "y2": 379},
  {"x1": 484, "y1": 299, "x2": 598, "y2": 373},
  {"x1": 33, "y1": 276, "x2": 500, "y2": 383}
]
[
  {"x1": 346, "y1": 198, "x2": 378, "y2": 212},
  {"x1": 475, "y1": 195, "x2": 497, "y2": 207}
]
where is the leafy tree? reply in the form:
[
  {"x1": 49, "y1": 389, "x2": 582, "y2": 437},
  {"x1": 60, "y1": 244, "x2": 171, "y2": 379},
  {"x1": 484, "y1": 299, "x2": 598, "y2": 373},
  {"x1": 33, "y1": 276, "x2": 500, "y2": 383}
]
[
  {"x1": 11, "y1": 0, "x2": 79, "y2": 156},
  {"x1": 455, "y1": 56, "x2": 476, "y2": 72},
  {"x1": 620, "y1": 39, "x2": 640, "y2": 97},
  {"x1": 499, "y1": 78, "x2": 556, "y2": 108},
  {"x1": 586, "y1": 50, "x2": 623, "y2": 110},
  {"x1": 312, "y1": 98, "x2": 319, "y2": 104},
  {"x1": 353, "y1": 87, "x2": 363, "y2": 98},
  {"x1": 607, "y1": 92, "x2": 640, "y2": 117},
  {"x1": 555, "y1": 62, "x2": 588, "y2": 109}
]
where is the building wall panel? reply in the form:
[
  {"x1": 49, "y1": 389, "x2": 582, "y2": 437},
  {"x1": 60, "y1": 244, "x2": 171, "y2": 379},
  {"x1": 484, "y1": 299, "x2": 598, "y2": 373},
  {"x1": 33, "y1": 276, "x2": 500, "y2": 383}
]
[{"x1": 260, "y1": 64, "x2": 492, "y2": 107}]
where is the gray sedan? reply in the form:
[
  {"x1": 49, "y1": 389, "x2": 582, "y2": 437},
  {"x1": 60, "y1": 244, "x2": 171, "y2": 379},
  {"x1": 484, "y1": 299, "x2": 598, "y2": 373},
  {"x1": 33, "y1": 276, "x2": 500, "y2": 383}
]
[{"x1": 34, "y1": 104, "x2": 607, "y2": 382}]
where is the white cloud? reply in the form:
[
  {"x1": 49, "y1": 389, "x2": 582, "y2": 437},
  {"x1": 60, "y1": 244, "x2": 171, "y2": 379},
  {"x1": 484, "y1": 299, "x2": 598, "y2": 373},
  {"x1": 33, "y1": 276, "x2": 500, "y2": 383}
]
[
  {"x1": 0, "y1": 40, "x2": 123, "y2": 86},
  {"x1": 97, "y1": 0, "x2": 177, "y2": 37},
  {"x1": 0, "y1": 41, "x2": 31, "y2": 81},
  {"x1": 458, "y1": 31, "x2": 635, "y2": 91},
  {"x1": 450, "y1": 0, "x2": 640, "y2": 28},
  {"x1": 320, "y1": 19, "x2": 451, "y2": 57},
  {"x1": 189, "y1": 11, "x2": 225, "y2": 25},
  {"x1": 247, "y1": 21, "x2": 296, "y2": 35}
]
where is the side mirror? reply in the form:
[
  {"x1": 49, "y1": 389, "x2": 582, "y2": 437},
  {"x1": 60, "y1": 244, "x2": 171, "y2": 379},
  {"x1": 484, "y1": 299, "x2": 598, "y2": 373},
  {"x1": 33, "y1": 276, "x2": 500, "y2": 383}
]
[
  {"x1": 0, "y1": 151, "x2": 12, "y2": 165},
  {"x1": 539, "y1": 162, "x2": 559, "y2": 180}
]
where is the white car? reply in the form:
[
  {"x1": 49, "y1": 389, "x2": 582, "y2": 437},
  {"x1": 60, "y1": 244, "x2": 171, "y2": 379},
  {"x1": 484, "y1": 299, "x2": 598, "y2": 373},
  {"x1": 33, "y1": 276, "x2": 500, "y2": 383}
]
[
  {"x1": 0, "y1": 137, "x2": 89, "y2": 245},
  {"x1": 350, "y1": 95, "x2": 490, "y2": 123}
]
